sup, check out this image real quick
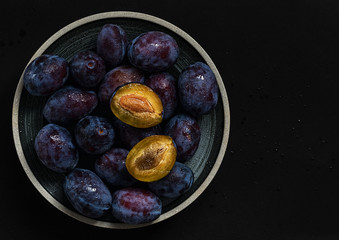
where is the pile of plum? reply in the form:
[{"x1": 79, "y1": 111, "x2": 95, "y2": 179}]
[{"x1": 24, "y1": 24, "x2": 219, "y2": 224}]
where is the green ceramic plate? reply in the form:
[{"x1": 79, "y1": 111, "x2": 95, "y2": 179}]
[{"x1": 12, "y1": 11, "x2": 230, "y2": 229}]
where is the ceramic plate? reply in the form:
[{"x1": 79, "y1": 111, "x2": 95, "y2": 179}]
[{"x1": 12, "y1": 11, "x2": 230, "y2": 229}]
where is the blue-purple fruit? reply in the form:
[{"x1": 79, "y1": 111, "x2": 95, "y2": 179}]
[
  {"x1": 147, "y1": 162, "x2": 194, "y2": 198},
  {"x1": 43, "y1": 86, "x2": 98, "y2": 125},
  {"x1": 34, "y1": 124, "x2": 78, "y2": 173},
  {"x1": 178, "y1": 62, "x2": 218, "y2": 116},
  {"x1": 145, "y1": 72, "x2": 178, "y2": 120},
  {"x1": 24, "y1": 54, "x2": 69, "y2": 96},
  {"x1": 64, "y1": 168, "x2": 112, "y2": 218},
  {"x1": 96, "y1": 24, "x2": 127, "y2": 68},
  {"x1": 111, "y1": 187, "x2": 162, "y2": 224},
  {"x1": 70, "y1": 50, "x2": 106, "y2": 88},
  {"x1": 74, "y1": 115, "x2": 115, "y2": 155},
  {"x1": 128, "y1": 31, "x2": 179, "y2": 72},
  {"x1": 95, "y1": 148, "x2": 136, "y2": 187},
  {"x1": 113, "y1": 118, "x2": 162, "y2": 150},
  {"x1": 164, "y1": 114, "x2": 201, "y2": 162}
]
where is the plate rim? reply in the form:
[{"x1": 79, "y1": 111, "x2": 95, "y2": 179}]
[{"x1": 12, "y1": 11, "x2": 231, "y2": 229}]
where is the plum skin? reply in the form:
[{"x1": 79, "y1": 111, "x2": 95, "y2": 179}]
[
  {"x1": 63, "y1": 168, "x2": 113, "y2": 218},
  {"x1": 70, "y1": 50, "x2": 106, "y2": 88},
  {"x1": 43, "y1": 86, "x2": 98, "y2": 125},
  {"x1": 113, "y1": 118, "x2": 162, "y2": 150},
  {"x1": 145, "y1": 72, "x2": 178, "y2": 120},
  {"x1": 178, "y1": 62, "x2": 219, "y2": 116},
  {"x1": 34, "y1": 123, "x2": 78, "y2": 173},
  {"x1": 24, "y1": 54, "x2": 69, "y2": 96},
  {"x1": 95, "y1": 148, "x2": 136, "y2": 187},
  {"x1": 96, "y1": 24, "x2": 127, "y2": 68},
  {"x1": 111, "y1": 188, "x2": 162, "y2": 224},
  {"x1": 128, "y1": 31, "x2": 179, "y2": 72},
  {"x1": 164, "y1": 114, "x2": 201, "y2": 162},
  {"x1": 147, "y1": 162, "x2": 194, "y2": 198},
  {"x1": 74, "y1": 115, "x2": 115, "y2": 155}
]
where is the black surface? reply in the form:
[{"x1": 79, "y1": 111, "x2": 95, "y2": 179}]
[{"x1": 4, "y1": 0, "x2": 339, "y2": 239}]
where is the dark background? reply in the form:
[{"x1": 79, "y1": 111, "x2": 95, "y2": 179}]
[{"x1": 3, "y1": 0, "x2": 339, "y2": 239}]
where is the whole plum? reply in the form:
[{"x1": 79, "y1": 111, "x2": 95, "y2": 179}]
[
  {"x1": 111, "y1": 188, "x2": 162, "y2": 224},
  {"x1": 178, "y1": 62, "x2": 218, "y2": 116},
  {"x1": 98, "y1": 65, "x2": 145, "y2": 107},
  {"x1": 43, "y1": 86, "x2": 98, "y2": 125},
  {"x1": 164, "y1": 114, "x2": 201, "y2": 162},
  {"x1": 64, "y1": 168, "x2": 112, "y2": 218},
  {"x1": 74, "y1": 116, "x2": 115, "y2": 155},
  {"x1": 24, "y1": 54, "x2": 69, "y2": 96},
  {"x1": 34, "y1": 124, "x2": 78, "y2": 173},
  {"x1": 128, "y1": 31, "x2": 179, "y2": 72},
  {"x1": 70, "y1": 50, "x2": 106, "y2": 88},
  {"x1": 96, "y1": 24, "x2": 127, "y2": 68},
  {"x1": 95, "y1": 148, "x2": 136, "y2": 187},
  {"x1": 113, "y1": 118, "x2": 162, "y2": 149},
  {"x1": 145, "y1": 72, "x2": 178, "y2": 120},
  {"x1": 147, "y1": 162, "x2": 194, "y2": 198}
]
